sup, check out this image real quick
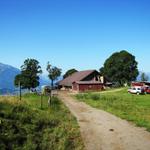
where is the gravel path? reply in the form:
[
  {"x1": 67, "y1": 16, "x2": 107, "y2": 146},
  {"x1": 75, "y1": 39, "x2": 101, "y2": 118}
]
[{"x1": 58, "y1": 91, "x2": 150, "y2": 150}]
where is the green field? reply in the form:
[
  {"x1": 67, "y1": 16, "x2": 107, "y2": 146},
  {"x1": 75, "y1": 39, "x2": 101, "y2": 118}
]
[
  {"x1": 76, "y1": 88, "x2": 150, "y2": 131},
  {"x1": 0, "y1": 94, "x2": 84, "y2": 150}
]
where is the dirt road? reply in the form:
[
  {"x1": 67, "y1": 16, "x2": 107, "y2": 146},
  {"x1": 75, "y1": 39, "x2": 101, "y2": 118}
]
[{"x1": 58, "y1": 91, "x2": 150, "y2": 150}]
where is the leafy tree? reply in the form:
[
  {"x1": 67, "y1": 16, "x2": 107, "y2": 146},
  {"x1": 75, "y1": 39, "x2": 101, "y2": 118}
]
[
  {"x1": 15, "y1": 59, "x2": 42, "y2": 90},
  {"x1": 141, "y1": 72, "x2": 149, "y2": 81},
  {"x1": 100, "y1": 50, "x2": 139, "y2": 86},
  {"x1": 63, "y1": 69, "x2": 78, "y2": 79},
  {"x1": 14, "y1": 74, "x2": 25, "y2": 87},
  {"x1": 46, "y1": 62, "x2": 62, "y2": 88}
]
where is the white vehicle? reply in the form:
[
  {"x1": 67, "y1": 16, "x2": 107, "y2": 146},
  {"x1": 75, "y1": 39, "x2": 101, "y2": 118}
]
[{"x1": 128, "y1": 86, "x2": 144, "y2": 95}]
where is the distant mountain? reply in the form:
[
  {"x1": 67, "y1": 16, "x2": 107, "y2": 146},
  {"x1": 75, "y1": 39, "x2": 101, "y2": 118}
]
[
  {"x1": 0, "y1": 63, "x2": 51, "y2": 94},
  {"x1": 0, "y1": 63, "x2": 20, "y2": 93},
  {"x1": 39, "y1": 75, "x2": 63, "y2": 87},
  {"x1": 39, "y1": 75, "x2": 51, "y2": 86}
]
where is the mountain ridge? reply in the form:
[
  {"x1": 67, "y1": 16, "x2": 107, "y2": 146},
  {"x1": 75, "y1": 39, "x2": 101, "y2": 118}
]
[
  {"x1": 0, "y1": 63, "x2": 20, "y2": 90},
  {"x1": 0, "y1": 62, "x2": 50, "y2": 94}
]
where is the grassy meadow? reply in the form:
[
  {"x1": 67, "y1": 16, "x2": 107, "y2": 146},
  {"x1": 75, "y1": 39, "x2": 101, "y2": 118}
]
[
  {"x1": 0, "y1": 94, "x2": 84, "y2": 150},
  {"x1": 76, "y1": 88, "x2": 150, "y2": 131}
]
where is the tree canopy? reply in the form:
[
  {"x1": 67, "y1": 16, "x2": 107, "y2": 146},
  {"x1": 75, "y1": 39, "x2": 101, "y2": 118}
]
[
  {"x1": 14, "y1": 74, "x2": 24, "y2": 87},
  {"x1": 46, "y1": 62, "x2": 62, "y2": 88},
  {"x1": 14, "y1": 58, "x2": 42, "y2": 90},
  {"x1": 100, "y1": 50, "x2": 139, "y2": 86},
  {"x1": 63, "y1": 69, "x2": 78, "y2": 79}
]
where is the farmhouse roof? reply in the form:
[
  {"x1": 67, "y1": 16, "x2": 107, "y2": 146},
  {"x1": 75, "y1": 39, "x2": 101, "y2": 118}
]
[{"x1": 59, "y1": 70, "x2": 98, "y2": 87}]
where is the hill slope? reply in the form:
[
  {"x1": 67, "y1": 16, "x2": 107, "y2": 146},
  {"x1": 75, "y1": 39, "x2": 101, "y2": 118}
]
[
  {"x1": 0, "y1": 63, "x2": 51, "y2": 94},
  {"x1": 0, "y1": 63, "x2": 20, "y2": 92},
  {"x1": 0, "y1": 94, "x2": 84, "y2": 149}
]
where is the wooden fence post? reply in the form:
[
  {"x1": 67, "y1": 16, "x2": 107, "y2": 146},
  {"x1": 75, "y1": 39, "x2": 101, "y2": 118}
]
[
  {"x1": 19, "y1": 82, "x2": 22, "y2": 101},
  {"x1": 40, "y1": 94, "x2": 43, "y2": 109}
]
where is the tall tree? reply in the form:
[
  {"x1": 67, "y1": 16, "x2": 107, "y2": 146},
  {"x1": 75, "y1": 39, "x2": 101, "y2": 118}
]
[
  {"x1": 15, "y1": 58, "x2": 42, "y2": 90},
  {"x1": 100, "y1": 50, "x2": 139, "y2": 86},
  {"x1": 14, "y1": 74, "x2": 24, "y2": 88},
  {"x1": 63, "y1": 69, "x2": 78, "y2": 79},
  {"x1": 46, "y1": 62, "x2": 61, "y2": 88},
  {"x1": 141, "y1": 72, "x2": 149, "y2": 81}
]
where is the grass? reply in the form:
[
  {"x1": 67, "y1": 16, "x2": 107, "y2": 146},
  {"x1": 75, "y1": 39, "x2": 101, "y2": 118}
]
[
  {"x1": 76, "y1": 88, "x2": 150, "y2": 131},
  {"x1": 0, "y1": 94, "x2": 84, "y2": 150}
]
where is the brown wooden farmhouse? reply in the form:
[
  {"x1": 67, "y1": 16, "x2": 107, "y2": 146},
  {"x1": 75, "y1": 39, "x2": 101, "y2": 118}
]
[{"x1": 58, "y1": 70, "x2": 104, "y2": 92}]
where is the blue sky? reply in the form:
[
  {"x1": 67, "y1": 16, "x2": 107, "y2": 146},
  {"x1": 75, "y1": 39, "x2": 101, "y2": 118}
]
[{"x1": 0, "y1": 0, "x2": 150, "y2": 74}]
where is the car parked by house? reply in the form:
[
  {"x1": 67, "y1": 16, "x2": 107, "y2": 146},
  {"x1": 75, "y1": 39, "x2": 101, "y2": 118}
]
[{"x1": 128, "y1": 86, "x2": 145, "y2": 95}]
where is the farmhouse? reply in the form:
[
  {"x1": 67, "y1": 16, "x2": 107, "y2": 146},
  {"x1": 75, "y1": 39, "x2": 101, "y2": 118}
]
[{"x1": 58, "y1": 70, "x2": 104, "y2": 92}]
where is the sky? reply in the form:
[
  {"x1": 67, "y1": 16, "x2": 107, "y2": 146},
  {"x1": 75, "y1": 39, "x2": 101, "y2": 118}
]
[{"x1": 0, "y1": 0, "x2": 150, "y2": 75}]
